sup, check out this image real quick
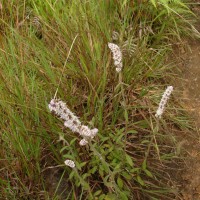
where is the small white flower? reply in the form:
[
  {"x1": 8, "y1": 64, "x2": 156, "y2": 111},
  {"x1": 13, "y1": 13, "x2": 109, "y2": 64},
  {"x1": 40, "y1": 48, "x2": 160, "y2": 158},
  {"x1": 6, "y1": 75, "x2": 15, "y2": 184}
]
[
  {"x1": 79, "y1": 125, "x2": 93, "y2": 138},
  {"x1": 79, "y1": 126, "x2": 98, "y2": 139},
  {"x1": 64, "y1": 159, "x2": 75, "y2": 168},
  {"x1": 79, "y1": 138, "x2": 88, "y2": 146},
  {"x1": 108, "y1": 43, "x2": 123, "y2": 72},
  {"x1": 155, "y1": 86, "x2": 173, "y2": 118},
  {"x1": 116, "y1": 67, "x2": 121, "y2": 72},
  {"x1": 91, "y1": 128, "x2": 98, "y2": 138}
]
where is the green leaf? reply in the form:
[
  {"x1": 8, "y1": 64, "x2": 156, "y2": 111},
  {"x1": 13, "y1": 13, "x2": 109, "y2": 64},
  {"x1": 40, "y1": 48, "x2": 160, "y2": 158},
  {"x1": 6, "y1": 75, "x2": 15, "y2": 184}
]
[
  {"x1": 120, "y1": 192, "x2": 129, "y2": 200},
  {"x1": 150, "y1": 0, "x2": 157, "y2": 7},
  {"x1": 105, "y1": 194, "x2": 118, "y2": 200},
  {"x1": 135, "y1": 120, "x2": 149, "y2": 128},
  {"x1": 101, "y1": 137, "x2": 110, "y2": 142},
  {"x1": 122, "y1": 172, "x2": 132, "y2": 180},
  {"x1": 89, "y1": 166, "x2": 98, "y2": 174},
  {"x1": 60, "y1": 146, "x2": 69, "y2": 153},
  {"x1": 116, "y1": 134, "x2": 124, "y2": 143},
  {"x1": 144, "y1": 169, "x2": 153, "y2": 178},
  {"x1": 126, "y1": 154, "x2": 134, "y2": 167},
  {"x1": 117, "y1": 177, "x2": 124, "y2": 189},
  {"x1": 137, "y1": 175, "x2": 145, "y2": 186},
  {"x1": 142, "y1": 159, "x2": 147, "y2": 170},
  {"x1": 127, "y1": 130, "x2": 138, "y2": 134},
  {"x1": 80, "y1": 179, "x2": 90, "y2": 190},
  {"x1": 130, "y1": 168, "x2": 140, "y2": 173},
  {"x1": 94, "y1": 190, "x2": 102, "y2": 196},
  {"x1": 70, "y1": 137, "x2": 77, "y2": 145},
  {"x1": 99, "y1": 194, "x2": 106, "y2": 200},
  {"x1": 63, "y1": 154, "x2": 74, "y2": 160},
  {"x1": 124, "y1": 110, "x2": 129, "y2": 122},
  {"x1": 82, "y1": 173, "x2": 90, "y2": 180},
  {"x1": 99, "y1": 166, "x2": 104, "y2": 177},
  {"x1": 75, "y1": 162, "x2": 82, "y2": 170},
  {"x1": 116, "y1": 128, "x2": 125, "y2": 134},
  {"x1": 102, "y1": 162, "x2": 110, "y2": 173},
  {"x1": 139, "y1": 88, "x2": 148, "y2": 97},
  {"x1": 103, "y1": 175, "x2": 116, "y2": 188},
  {"x1": 69, "y1": 171, "x2": 75, "y2": 180},
  {"x1": 141, "y1": 140, "x2": 150, "y2": 144},
  {"x1": 80, "y1": 161, "x2": 87, "y2": 168},
  {"x1": 114, "y1": 163, "x2": 121, "y2": 170}
]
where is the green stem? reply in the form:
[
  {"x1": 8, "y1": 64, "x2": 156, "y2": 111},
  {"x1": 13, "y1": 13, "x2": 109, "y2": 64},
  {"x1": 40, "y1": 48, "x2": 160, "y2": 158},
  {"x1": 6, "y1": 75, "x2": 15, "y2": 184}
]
[
  {"x1": 89, "y1": 142, "x2": 120, "y2": 195},
  {"x1": 119, "y1": 72, "x2": 129, "y2": 152},
  {"x1": 73, "y1": 167, "x2": 93, "y2": 199}
]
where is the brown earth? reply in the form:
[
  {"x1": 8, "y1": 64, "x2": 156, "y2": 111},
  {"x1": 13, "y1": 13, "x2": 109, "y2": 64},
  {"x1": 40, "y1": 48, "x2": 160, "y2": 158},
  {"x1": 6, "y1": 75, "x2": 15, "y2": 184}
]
[
  {"x1": 173, "y1": 7, "x2": 200, "y2": 199},
  {"x1": 178, "y1": 41, "x2": 200, "y2": 200}
]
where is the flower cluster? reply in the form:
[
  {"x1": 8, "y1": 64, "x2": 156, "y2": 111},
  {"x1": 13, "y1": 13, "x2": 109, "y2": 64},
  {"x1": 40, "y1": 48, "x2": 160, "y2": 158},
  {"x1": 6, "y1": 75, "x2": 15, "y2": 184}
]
[
  {"x1": 79, "y1": 125, "x2": 98, "y2": 139},
  {"x1": 49, "y1": 99, "x2": 98, "y2": 145},
  {"x1": 108, "y1": 43, "x2": 123, "y2": 72},
  {"x1": 155, "y1": 86, "x2": 173, "y2": 118},
  {"x1": 64, "y1": 159, "x2": 75, "y2": 168}
]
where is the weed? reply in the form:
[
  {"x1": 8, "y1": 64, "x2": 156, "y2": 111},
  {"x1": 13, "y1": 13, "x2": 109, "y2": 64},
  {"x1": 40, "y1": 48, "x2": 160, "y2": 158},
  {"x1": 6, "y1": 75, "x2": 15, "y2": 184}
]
[{"x1": 0, "y1": 0, "x2": 195, "y2": 199}]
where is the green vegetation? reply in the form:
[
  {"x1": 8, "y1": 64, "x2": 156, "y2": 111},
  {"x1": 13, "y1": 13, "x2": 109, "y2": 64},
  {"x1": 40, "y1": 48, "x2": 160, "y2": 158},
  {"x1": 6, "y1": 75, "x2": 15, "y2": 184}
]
[{"x1": 0, "y1": 0, "x2": 195, "y2": 199}]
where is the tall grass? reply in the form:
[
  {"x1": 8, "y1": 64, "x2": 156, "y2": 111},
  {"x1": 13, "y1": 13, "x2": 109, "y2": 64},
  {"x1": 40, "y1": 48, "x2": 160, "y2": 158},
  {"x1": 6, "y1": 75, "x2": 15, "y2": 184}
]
[{"x1": 0, "y1": 0, "x2": 194, "y2": 199}]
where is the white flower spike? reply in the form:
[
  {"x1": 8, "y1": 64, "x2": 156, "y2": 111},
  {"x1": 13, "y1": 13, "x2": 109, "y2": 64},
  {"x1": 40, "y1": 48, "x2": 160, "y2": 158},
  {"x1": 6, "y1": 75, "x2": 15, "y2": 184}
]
[
  {"x1": 49, "y1": 99, "x2": 98, "y2": 144},
  {"x1": 155, "y1": 86, "x2": 173, "y2": 118},
  {"x1": 108, "y1": 43, "x2": 123, "y2": 72},
  {"x1": 49, "y1": 99, "x2": 81, "y2": 133}
]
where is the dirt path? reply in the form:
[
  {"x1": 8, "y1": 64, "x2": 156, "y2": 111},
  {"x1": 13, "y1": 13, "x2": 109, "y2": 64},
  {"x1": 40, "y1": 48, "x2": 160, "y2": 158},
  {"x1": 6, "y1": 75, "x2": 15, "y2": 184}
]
[
  {"x1": 174, "y1": 9, "x2": 200, "y2": 199},
  {"x1": 178, "y1": 40, "x2": 200, "y2": 200}
]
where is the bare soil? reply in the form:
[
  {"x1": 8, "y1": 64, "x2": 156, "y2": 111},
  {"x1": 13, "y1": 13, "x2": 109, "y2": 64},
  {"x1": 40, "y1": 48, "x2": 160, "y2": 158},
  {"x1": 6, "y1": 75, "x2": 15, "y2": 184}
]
[
  {"x1": 178, "y1": 41, "x2": 200, "y2": 199},
  {"x1": 173, "y1": 7, "x2": 200, "y2": 199}
]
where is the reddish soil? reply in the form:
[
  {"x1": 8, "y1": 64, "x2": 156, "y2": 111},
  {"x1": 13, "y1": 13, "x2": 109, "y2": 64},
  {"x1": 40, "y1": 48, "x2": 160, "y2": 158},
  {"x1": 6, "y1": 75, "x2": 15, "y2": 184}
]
[
  {"x1": 173, "y1": 7, "x2": 200, "y2": 199},
  {"x1": 178, "y1": 42, "x2": 200, "y2": 199}
]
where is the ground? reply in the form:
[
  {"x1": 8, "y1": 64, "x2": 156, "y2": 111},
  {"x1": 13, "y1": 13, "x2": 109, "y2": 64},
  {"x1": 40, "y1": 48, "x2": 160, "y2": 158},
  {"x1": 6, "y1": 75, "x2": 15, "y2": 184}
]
[{"x1": 174, "y1": 7, "x2": 200, "y2": 199}]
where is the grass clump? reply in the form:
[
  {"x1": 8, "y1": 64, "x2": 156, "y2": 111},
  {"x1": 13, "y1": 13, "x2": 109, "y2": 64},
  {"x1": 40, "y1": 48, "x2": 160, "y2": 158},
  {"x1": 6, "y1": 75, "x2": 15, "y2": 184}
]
[{"x1": 0, "y1": 0, "x2": 194, "y2": 199}]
